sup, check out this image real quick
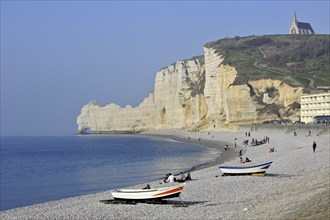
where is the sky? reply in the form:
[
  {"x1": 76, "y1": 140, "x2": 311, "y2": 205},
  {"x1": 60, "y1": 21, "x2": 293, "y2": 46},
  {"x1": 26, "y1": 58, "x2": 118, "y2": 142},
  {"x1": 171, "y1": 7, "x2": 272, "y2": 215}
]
[{"x1": 1, "y1": 0, "x2": 329, "y2": 136}]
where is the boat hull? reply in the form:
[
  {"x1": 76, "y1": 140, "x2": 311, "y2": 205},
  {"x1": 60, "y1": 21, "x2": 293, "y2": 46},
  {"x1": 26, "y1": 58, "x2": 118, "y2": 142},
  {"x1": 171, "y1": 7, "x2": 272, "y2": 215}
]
[
  {"x1": 111, "y1": 184, "x2": 185, "y2": 201},
  {"x1": 219, "y1": 161, "x2": 273, "y2": 176}
]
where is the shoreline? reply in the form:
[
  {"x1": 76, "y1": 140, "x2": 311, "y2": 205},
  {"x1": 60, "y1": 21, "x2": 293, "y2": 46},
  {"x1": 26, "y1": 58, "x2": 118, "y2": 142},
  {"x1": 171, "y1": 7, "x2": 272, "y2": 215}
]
[
  {"x1": 140, "y1": 130, "x2": 239, "y2": 173},
  {"x1": 0, "y1": 131, "x2": 235, "y2": 211},
  {"x1": 1, "y1": 127, "x2": 329, "y2": 219}
]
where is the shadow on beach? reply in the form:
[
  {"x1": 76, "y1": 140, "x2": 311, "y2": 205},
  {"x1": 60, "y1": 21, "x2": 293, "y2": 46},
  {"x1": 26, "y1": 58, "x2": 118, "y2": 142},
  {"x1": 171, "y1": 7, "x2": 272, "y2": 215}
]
[
  {"x1": 266, "y1": 173, "x2": 298, "y2": 178},
  {"x1": 167, "y1": 200, "x2": 207, "y2": 207}
]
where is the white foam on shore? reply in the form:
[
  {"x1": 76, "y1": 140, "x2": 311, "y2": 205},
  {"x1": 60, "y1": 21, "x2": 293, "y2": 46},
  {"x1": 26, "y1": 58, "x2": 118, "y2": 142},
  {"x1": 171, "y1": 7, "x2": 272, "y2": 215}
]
[{"x1": 1, "y1": 127, "x2": 329, "y2": 219}]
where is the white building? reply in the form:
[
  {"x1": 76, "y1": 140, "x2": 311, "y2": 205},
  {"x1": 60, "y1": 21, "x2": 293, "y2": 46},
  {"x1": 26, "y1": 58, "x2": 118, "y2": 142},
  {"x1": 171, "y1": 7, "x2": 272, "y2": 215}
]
[
  {"x1": 289, "y1": 12, "x2": 315, "y2": 34},
  {"x1": 300, "y1": 93, "x2": 330, "y2": 123}
]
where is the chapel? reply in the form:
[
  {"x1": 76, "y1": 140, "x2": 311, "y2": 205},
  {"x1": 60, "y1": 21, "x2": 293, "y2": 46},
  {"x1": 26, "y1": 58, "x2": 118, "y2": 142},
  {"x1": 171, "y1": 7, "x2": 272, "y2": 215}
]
[{"x1": 289, "y1": 12, "x2": 315, "y2": 34}]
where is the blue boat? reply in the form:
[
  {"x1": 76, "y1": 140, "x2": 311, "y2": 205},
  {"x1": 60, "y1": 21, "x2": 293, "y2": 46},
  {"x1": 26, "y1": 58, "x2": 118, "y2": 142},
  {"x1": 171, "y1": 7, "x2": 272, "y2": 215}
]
[{"x1": 219, "y1": 161, "x2": 273, "y2": 176}]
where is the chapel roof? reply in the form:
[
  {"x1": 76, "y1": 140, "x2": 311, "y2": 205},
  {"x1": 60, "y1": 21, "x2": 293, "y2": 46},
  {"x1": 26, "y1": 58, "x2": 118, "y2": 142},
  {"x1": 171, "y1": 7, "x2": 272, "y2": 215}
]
[{"x1": 297, "y1": 22, "x2": 314, "y2": 32}]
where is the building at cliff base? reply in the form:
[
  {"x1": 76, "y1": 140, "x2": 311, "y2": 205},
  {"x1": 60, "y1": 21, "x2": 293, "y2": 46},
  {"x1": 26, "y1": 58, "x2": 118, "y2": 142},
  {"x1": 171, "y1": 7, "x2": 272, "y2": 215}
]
[
  {"x1": 289, "y1": 12, "x2": 315, "y2": 34},
  {"x1": 300, "y1": 93, "x2": 330, "y2": 124}
]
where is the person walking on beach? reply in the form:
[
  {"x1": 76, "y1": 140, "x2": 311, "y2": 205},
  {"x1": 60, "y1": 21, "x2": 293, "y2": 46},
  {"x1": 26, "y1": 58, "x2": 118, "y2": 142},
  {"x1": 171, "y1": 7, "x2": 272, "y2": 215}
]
[{"x1": 312, "y1": 141, "x2": 317, "y2": 153}]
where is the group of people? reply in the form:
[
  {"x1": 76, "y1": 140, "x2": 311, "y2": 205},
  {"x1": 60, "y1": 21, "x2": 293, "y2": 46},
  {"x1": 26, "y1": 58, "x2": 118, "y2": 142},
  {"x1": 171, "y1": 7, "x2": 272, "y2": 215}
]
[
  {"x1": 250, "y1": 137, "x2": 269, "y2": 146},
  {"x1": 240, "y1": 132, "x2": 269, "y2": 163},
  {"x1": 163, "y1": 172, "x2": 192, "y2": 183},
  {"x1": 240, "y1": 131, "x2": 317, "y2": 160}
]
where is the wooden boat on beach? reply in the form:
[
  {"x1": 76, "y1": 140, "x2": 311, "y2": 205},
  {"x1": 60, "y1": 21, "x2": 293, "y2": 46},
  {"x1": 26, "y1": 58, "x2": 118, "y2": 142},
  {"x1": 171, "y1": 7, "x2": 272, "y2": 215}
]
[
  {"x1": 219, "y1": 161, "x2": 273, "y2": 176},
  {"x1": 110, "y1": 183, "x2": 186, "y2": 202}
]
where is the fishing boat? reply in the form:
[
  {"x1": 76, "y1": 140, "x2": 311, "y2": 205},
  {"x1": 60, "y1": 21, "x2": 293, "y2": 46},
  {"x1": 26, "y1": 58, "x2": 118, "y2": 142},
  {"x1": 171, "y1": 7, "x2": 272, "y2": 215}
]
[
  {"x1": 111, "y1": 183, "x2": 186, "y2": 202},
  {"x1": 219, "y1": 161, "x2": 273, "y2": 176}
]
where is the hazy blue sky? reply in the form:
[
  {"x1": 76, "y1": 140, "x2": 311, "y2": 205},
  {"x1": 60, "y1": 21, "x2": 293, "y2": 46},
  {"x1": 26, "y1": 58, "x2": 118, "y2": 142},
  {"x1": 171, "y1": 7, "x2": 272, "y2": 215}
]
[{"x1": 1, "y1": 1, "x2": 329, "y2": 135}]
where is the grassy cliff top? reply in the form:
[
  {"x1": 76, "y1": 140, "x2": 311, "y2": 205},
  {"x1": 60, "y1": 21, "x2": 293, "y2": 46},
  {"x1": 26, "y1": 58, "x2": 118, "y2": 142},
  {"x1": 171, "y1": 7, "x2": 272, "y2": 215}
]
[{"x1": 204, "y1": 35, "x2": 330, "y2": 90}]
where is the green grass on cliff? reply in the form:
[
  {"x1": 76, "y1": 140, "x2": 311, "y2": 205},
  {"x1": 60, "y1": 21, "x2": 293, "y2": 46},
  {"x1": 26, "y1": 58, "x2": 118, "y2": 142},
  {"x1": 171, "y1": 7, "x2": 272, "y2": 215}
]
[{"x1": 204, "y1": 34, "x2": 330, "y2": 90}]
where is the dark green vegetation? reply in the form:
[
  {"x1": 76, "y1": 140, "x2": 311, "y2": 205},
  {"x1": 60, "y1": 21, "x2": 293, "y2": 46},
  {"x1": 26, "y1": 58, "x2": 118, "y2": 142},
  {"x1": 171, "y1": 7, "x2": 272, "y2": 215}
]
[{"x1": 205, "y1": 35, "x2": 330, "y2": 90}]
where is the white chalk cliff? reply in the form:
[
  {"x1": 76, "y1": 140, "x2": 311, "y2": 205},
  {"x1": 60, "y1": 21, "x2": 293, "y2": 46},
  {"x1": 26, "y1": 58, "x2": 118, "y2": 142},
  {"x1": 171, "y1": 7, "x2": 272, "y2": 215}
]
[{"x1": 77, "y1": 42, "x2": 304, "y2": 134}]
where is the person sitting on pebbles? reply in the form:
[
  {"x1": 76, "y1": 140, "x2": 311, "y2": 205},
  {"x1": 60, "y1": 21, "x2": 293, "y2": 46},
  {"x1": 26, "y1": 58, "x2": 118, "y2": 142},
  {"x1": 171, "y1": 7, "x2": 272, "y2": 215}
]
[
  {"x1": 243, "y1": 157, "x2": 251, "y2": 163},
  {"x1": 166, "y1": 173, "x2": 176, "y2": 183},
  {"x1": 176, "y1": 172, "x2": 186, "y2": 182},
  {"x1": 143, "y1": 184, "x2": 151, "y2": 189},
  {"x1": 269, "y1": 147, "x2": 276, "y2": 153},
  {"x1": 185, "y1": 172, "x2": 192, "y2": 181},
  {"x1": 240, "y1": 157, "x2": 243, "y2": 163}
]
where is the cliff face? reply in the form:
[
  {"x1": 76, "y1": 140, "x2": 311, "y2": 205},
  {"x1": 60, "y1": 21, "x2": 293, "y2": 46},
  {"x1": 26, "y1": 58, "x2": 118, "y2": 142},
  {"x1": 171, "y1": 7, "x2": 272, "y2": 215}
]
[
  {"x1": 153, "y1": 58, "x2": 207, "y2": 130},
  {"x1": 77, "y1": 41, "x2": 304, "y2": 134},
  {"x1": 77, "y1": 93, "x2": 157, "y2": 133},
  {"x1": 77, "y1": 58, "x2": 208, "y2": 133}
]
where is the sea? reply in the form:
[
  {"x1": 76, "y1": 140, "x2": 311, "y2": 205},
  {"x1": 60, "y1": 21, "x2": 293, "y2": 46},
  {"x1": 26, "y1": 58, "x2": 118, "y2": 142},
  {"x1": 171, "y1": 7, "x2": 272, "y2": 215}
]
[{"x1": 0, "y1": 135, "x2": 219, "y2": 211}]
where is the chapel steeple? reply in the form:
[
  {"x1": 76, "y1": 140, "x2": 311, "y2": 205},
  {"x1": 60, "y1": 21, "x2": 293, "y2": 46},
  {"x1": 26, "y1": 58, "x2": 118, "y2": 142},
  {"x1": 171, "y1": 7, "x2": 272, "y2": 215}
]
[{"x1": 289, "y1": 12, "x2": 314, "y2": 34}]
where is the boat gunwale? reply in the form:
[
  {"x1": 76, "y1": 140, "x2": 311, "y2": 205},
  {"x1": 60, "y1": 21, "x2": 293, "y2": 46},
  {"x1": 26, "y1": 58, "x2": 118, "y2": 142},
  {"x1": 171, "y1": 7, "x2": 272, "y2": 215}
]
[
  {"x1": 112, "y1": 192, "x2": 182, "y2": 201},
  {"x1": 111, "y1": 184, "x2": 185, "y2": 201},
  {"x1": 219, "y1": 161, "x2": 273, "y2": 169},
  {"x1": 115, "y1": 189, "x2": 158, "y2": 193}
]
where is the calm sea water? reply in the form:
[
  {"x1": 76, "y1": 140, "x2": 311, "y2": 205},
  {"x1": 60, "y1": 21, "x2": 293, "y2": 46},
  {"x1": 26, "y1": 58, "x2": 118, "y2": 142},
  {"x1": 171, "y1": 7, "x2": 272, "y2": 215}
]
[{"x1": 0, "y1": 135, "x2": 219, "y2": 211}]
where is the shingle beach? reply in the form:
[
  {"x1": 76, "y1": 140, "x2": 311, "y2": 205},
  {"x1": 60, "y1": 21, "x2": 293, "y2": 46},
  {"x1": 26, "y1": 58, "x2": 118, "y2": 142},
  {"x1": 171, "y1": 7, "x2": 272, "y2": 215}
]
[{"x1": 1, "y1": 126, "x2": 329, "y2": 219}]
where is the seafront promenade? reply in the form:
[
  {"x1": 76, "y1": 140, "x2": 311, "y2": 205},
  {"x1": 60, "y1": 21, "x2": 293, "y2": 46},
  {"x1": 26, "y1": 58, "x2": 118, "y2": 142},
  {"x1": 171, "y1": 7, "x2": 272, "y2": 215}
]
[{"x1": 1, "y1": 126, "x2": 329, "y2": 219}]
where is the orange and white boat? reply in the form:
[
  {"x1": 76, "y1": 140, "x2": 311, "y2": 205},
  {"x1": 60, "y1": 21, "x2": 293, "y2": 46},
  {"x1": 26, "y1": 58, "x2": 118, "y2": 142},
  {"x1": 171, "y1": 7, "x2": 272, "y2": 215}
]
[{"x1": 111, "y1": 183, "x2": 185, "y2": 202}]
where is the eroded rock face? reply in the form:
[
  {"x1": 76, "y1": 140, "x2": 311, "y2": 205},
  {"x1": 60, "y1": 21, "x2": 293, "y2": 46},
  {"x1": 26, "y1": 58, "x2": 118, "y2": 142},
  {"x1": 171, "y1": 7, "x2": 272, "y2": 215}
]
[
  {"x1": 77, "y1": 58, "x2": 208, "y2": 133},
  {"x1": 77, "y1": 93, "x2": 157, "y2": 133},
  {"x1": 202, "y1": 47, "x2": 259, "y2": 129},
  {"x1": 77, "y1": 47, "x2": 303, "y2": 134},
  {"x1": 153, "y1": 59, "x2": 207, "y2": 130}
]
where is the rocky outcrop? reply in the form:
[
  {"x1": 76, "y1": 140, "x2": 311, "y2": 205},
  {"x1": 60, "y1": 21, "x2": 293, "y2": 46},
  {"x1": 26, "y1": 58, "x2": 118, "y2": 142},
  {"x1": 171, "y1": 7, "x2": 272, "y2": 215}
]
[
  {"x1": 77, "y1": 41, "x2": 304, "y2": 134},
  {"x1": 77, "y1": 93, "x2": 157, "y2": 133}
]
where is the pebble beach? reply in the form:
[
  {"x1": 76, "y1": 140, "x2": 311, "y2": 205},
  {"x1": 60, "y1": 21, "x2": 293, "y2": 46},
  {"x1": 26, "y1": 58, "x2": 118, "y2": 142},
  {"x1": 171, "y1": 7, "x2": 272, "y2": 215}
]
[{"x1": 1, "y1": 126, "x2": 329, "y2": 219}]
